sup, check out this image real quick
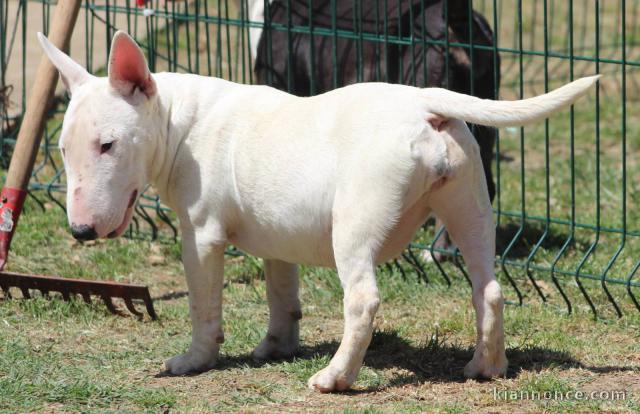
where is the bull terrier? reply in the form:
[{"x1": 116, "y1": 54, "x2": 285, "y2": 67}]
[{"x1": 38, "y1": 30, "x2": 598, "y2": 392}]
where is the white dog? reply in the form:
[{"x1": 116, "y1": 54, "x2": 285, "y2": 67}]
[{"x1": 38, "y1": 31, "x2": 597, "y2": 392}]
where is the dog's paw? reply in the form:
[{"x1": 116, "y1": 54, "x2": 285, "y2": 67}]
[
  {"x1": 307, "y1": 366, "x2": 354, "y2": 393},
  {"x1": 164, "y1": 350, "x2": 217, "y2": 375},
  {"x1": 252, "y1": 334, "x2": 298, "y2": 361},
  {"x1": 463, "y1": 355, "x2": 508, "y2": 379}
]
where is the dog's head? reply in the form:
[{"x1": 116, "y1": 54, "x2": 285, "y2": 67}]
[{"x1": 38, "y1": 31, "x2": 158, "y2": 240}]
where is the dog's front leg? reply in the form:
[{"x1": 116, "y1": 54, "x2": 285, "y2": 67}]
[{"x1": 165, "y1": 227, "x2": 226, "y2": 375}]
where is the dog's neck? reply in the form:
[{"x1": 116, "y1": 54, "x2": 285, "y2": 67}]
[{"x1": 146, "y1": 72, "x2": 232, "y2": 209}]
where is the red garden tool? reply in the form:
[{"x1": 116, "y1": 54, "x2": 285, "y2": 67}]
[{"x1": 0, "y1": 0, "x2": 157, "y2": 320}]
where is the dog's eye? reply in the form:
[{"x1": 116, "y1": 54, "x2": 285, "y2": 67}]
[{"x1": 100, "y1": 142, "x2": 113, "y2": 154}]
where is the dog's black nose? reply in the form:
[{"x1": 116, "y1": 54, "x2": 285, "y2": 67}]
[{"x1": 70, "y1": 224, "x2": 97, "y2": 241}]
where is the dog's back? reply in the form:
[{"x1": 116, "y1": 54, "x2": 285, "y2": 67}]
[{"x1": 252, "y1": 0, "x2": 500, "y2": 201}]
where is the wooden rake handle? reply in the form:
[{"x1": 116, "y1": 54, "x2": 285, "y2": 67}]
[
  {"x1": 6, "y1": 0, "x2": 82, "y2": 189},
  {"x1": 0, "y1": 0, "x2": 82, "y2": 269}
]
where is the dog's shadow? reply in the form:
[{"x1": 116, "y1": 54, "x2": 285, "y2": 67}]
[{"x1": 159, "y1": 330, "x2": 635, "y2": 389}]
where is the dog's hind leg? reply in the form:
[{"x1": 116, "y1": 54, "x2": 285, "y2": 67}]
[
  {"x1": 252, "y1": 260, "x2": 301, "y2": 360},
  {"x1": 307, "y1": 225, "x2": 381, "y2": 392},
  {"x1": 429, "y1": 138, "x2": 507, "y2": 379},
  {"x1": 307, "y1": 171, "x2": 408, "y2": 392},
  {"x1": 165, "y1": 227, "x2": 226, "y2": 375}
]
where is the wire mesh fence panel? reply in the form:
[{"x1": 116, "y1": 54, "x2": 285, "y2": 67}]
[{"x1": 0, "y1": 0, "x2": 639, "y2": 318}]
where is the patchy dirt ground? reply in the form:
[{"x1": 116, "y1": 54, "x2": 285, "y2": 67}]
[{"x1": 1, "y1": 211, "x2": 639, "y2": 413}]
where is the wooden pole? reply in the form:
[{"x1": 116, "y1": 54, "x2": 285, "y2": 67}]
[
  {"x1": 0, "y1": 0, "x2": 82, "y2": 269},
  {"x1": 6, "y1": 0, "x2": 82, "y2": 189}
]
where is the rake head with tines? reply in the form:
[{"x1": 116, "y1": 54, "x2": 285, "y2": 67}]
[{"x1": 0, "y1": 271, "x2": 157, "y2": 320}]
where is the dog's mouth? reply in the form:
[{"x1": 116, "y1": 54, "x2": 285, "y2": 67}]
[{"x1": 107, "y1": 189, "x2": 138, "y2": 239}]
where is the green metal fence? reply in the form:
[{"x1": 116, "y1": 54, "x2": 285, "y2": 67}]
[{"x1": 1, "y1": 0, "x2": 639, "y2": 318}]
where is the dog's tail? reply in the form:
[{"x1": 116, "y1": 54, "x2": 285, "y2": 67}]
[{"x1": 422, "y1": 75, "x2": 600, "y2": 128}]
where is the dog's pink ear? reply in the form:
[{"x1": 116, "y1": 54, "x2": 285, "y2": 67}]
[
  {"x1": 108, "y1": 31, "x2": 156, "y2": 100},
  {"x1": 37, "y1": 32, "x2": 91, "y2": 94}
]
